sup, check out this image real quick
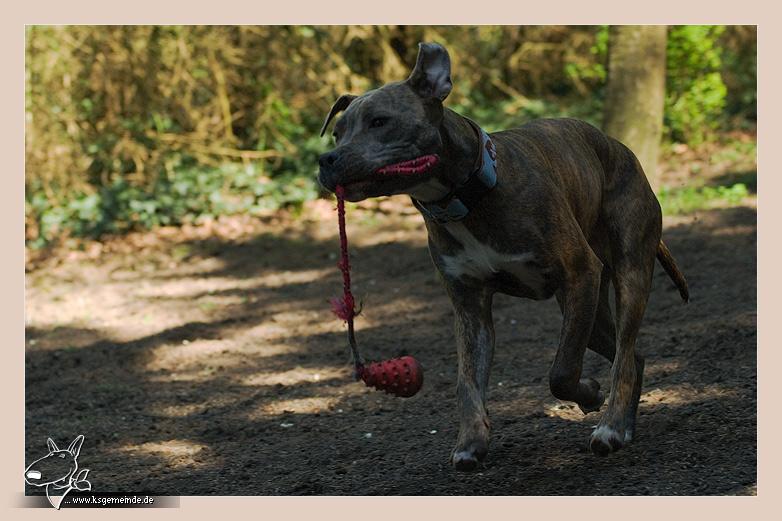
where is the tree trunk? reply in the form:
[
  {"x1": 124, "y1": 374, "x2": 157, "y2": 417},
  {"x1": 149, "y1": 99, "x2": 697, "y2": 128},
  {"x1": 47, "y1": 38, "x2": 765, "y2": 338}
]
[{"x1": 603, "y1": 25, "x2": 667, "y2": 192}]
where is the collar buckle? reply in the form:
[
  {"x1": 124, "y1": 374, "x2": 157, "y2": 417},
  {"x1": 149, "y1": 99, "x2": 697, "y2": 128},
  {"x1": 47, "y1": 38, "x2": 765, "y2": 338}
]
[{"x1": 415, "y1": 198, "x2": 469, "y2": 224}]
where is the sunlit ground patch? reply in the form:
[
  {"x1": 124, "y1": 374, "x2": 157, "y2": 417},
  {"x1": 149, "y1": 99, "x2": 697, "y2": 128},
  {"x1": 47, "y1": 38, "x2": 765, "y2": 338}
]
[
  {"x1": 544, "y1": 400, "x2": 585, "y2": 421},
  {"x1": 241, "y1": 366, "x2": 346, "y2": 387},
  {"x1": 544, "y1": 382, "x2": 739, "y2": 422},
  {"x1": 641, "y1": 383, "x2": 739, "y2": 406},
  {"x1": 145, "y1": 339, "x2": 236, "y2": 380},
  {"x1": 243, "y1": 382, "x2": 358, "y2": 420},
  {"x1": 254, "y1": 268, "x2": 334, "y2": 289},
  {"x1": 151, "y1": 402, "x2": 212, "y2": 418},
  {"x1": 256, "y1": 397, "x2": 341, "y2": 417},
  {"x1": 118, "y1": 440, "x2": 211, "y2": 469},
  {"x1": 134, "y1": 276, "x2": 258, "y2": 299},
  {"x1": 145, "y1": 334, "x2": 313, "y2": 382},
  {"x1": 135, "y1": 268, "x2": 332, "y2": 299}
]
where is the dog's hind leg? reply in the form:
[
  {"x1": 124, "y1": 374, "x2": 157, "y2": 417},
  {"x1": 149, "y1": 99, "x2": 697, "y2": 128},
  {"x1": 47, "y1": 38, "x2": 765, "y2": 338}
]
[
  {"x1": 586, "y1": 267, "x2": 617, "y2": 362},
  {"x1": 590, "y1": 184, "x2": 659, "y2": 455},
  {"x1": 585, "y1": 266, "x2": 645, "y2": 435},
  {"x1": 590, "y1": 252, "x2": 654, "y2": 455},
  {"x1": 549, "y1": 249, "x2": 604, "y2": 414}
]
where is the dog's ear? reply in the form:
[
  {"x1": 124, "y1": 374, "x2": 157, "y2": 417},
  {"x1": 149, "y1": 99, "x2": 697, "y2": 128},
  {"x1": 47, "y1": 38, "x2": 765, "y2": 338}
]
[
  {"x1": 407, "y1": 42, "x2": 452, "y2": 101},
  {"x1": 67, "y1": 435, "x2": 85, "y2": 459},
  {"x1": 47, "y1": 438, "x2": 59, "y2": 454},
  {"x1": 320, "y1": 94, "x2": 357, "y2": 137}
]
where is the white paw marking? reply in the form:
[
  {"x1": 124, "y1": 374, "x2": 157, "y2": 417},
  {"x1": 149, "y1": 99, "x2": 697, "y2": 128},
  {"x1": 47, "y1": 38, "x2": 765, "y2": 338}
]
[
  {"x1": 453, "y1": 450, "x2": 476, "y2": 461},
  {"x1": 439, "y1": 222, "x2": 544, "y2": 293},
  {"x1": 591, "y1": 425, "x2": 623, "y2": 446}
]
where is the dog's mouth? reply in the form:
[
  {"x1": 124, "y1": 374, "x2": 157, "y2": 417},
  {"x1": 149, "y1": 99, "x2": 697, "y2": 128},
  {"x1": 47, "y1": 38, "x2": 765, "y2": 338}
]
[
  {"x1": 335, "y1": 154, "x2": 440, "y2": 201},
  {"x1": 375, "y1": 154, "x2": 439, "y2": 175}
]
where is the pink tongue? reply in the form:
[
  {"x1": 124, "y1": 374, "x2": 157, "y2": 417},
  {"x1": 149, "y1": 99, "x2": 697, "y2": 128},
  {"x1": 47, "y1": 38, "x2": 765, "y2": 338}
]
[{"x1": 377, "y1": 154, "x2": 438, "y2": 175}]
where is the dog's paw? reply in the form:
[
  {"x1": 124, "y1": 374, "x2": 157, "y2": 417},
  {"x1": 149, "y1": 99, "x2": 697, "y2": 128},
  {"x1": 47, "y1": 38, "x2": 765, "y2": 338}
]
[
  {"x1": 451, "y1": 416, "x2": 490, "y2": 471},
  {"x1": 451, "y1": 437, "x2": 488, "y2": 472},
  {"x1": 451, "y1": 448, "x2": 485, "y2": 472},
  {"x1": 589, "y1": 424, "x2": 625, "y2": 456},
  {"x1": 578, "y1": 379, "x2": 605, "y2": 414}
]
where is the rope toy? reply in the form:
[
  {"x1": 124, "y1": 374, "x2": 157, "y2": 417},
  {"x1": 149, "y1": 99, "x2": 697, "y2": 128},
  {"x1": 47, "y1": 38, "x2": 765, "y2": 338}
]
[{"x1": 330, "y1": 185, "x2": 424, "y2": 398}]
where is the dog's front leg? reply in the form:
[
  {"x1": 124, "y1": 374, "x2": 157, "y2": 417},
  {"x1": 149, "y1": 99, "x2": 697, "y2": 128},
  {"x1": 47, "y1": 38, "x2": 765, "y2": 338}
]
[{"x1": 445, "y1": 281, "x2": 495, "y2": 471}]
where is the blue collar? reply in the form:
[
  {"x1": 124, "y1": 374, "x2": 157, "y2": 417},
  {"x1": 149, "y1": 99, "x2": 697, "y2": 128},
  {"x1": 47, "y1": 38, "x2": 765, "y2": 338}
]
[{"x1": 412, "y1": 118, "x2": 498, "y2": 224}]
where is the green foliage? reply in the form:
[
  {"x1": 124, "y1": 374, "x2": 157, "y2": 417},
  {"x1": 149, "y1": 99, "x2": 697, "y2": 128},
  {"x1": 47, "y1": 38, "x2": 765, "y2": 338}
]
[
  {"x1": 719, "y1": 26, "x2": 757, "y2": 121},
  {"x1": 564, "y1": 25, "x2": 609, "y2": 85},
  {"x1": 657, "y1": 183, "x2": 749, "y2": 215},
  {"x1": 24, "y1": 25, "x2": 756, "y2": 246},
  {"x1": 26, "y1": 162, "x2": 319, "y2": 248},
  {"x1": 665, "y1": 26, "x2": 728, "y2": 144}
]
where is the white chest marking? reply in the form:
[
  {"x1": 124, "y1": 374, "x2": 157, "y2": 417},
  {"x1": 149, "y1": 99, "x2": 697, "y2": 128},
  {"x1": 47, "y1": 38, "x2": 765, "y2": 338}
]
[{"x1": 439, "y1": 223, "x2": 545, "y2": 291}]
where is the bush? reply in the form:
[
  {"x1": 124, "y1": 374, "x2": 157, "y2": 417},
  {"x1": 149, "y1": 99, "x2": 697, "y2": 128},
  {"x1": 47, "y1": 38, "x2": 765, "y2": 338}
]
[
  {"x1": 26, "y1": 161, "x2": 319, "y2": 248},
  {"x1": 665, "y1": 26, "x2": 728, "y2": 144},
  {"x1": 25, "y1": 25, "x2": 755, "y2": 246}
]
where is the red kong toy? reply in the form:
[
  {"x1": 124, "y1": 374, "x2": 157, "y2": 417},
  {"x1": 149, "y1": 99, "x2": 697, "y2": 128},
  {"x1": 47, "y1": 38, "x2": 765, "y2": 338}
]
[
  {"x1": 358, "y1": 356, "x2": 424, "y2": 398},
  {"x1": 329, "y1": 185, "x2": 424, "y2": 398}
]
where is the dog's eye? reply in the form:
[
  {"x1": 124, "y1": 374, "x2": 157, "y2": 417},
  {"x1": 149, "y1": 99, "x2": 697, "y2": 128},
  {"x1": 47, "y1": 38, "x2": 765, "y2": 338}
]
[
  {"x1": 370, "y1": 117, "x2": 389, "y2": 129},
  {"x1": 58, "y1": 454, "x2": 66, "y2": 458}
]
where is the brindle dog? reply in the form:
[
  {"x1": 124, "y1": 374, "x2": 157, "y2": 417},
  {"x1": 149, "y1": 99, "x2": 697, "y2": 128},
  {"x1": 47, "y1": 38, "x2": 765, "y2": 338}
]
[{"x1": 318, "y1": 42, "x2": 689, "y2": 471}]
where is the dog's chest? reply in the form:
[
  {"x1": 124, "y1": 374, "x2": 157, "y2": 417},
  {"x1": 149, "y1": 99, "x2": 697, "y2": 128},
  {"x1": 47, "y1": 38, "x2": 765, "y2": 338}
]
[{"x1": 437, "y1": 222, "x2": 548, "y2": 297}]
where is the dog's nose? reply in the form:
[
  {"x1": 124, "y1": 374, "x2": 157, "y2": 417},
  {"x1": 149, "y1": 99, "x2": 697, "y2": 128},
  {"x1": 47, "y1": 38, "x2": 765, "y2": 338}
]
[
  {"x1": 26, "y1": 470, "x2": 42, "y2": 480},
  {"x1": 318, "y1": 151, "x2": 338, "y2": 169}
]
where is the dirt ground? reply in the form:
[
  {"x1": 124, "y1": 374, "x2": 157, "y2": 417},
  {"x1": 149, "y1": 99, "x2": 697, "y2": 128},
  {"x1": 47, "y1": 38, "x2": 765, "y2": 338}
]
[{"x1": 25, "y1": 184, "x2": 757, "y2": 496}]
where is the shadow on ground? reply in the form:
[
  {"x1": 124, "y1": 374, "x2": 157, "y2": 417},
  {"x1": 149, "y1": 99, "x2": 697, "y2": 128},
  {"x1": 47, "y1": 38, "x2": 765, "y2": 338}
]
[{"x1": 25, "y1": 205, "x2": 756, "y2": 495}]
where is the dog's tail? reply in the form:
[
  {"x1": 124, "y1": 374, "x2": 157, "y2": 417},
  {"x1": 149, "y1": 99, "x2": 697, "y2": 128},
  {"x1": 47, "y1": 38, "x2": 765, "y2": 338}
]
[{"x1": 656, "y1": 240, "x2": 689, "y2": 303}]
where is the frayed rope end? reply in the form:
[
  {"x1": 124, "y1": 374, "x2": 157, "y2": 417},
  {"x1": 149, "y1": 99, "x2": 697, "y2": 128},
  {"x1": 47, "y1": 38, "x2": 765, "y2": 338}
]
[{"x1": 330, "y1": 295, "x2": 355, "y2": 321}]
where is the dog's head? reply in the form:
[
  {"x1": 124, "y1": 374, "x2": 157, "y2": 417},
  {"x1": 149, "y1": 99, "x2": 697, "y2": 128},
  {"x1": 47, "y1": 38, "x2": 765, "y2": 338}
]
[{"x1": 318, "y1": 43, "x2": 453, "y2": 202}]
